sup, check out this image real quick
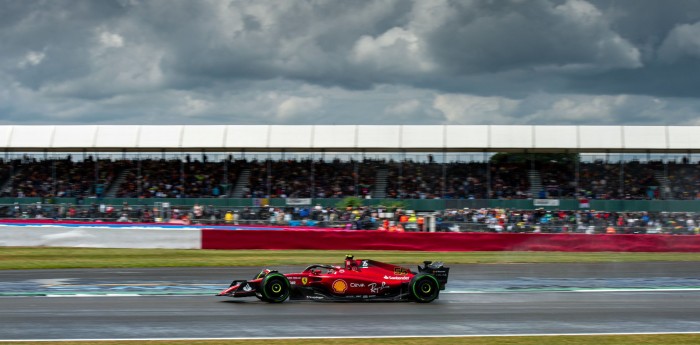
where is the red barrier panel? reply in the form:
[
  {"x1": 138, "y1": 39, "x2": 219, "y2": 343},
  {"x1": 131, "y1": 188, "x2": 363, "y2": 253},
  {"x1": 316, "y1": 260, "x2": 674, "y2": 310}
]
[{"x1": 201, "y1": 230, "x2": 700, "y2": 252}]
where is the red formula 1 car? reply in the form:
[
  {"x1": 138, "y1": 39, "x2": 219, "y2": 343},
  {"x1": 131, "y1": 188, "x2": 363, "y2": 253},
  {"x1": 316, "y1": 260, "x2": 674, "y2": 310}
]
[{"x1": 217, "y1": 255, "x2": 449, "y2": 303}]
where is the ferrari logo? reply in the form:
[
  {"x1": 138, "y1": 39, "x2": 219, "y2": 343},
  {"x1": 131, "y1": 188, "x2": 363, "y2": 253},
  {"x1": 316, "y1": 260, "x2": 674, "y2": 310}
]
[{"x1": 301, "y1": 277, "x2": 308, "y2": 285}]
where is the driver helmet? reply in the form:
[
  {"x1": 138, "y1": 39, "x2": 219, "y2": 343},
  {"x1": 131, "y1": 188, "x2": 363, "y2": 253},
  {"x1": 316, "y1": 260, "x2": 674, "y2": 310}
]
[{"x1": 345, "y1": 254, "x2": 357, "y2": 270}]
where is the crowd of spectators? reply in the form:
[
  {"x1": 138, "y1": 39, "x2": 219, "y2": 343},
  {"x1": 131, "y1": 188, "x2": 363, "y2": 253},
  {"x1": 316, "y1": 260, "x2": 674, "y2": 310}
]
[
  {"x1": 113, "y1": 157, "x2": 237, "y2": 199},
  {"x1": 2, "y1": 201, "x2": 698, "y2": 235},
  {"x1": 576, "y1": 160, "x2": 663, "y2": 200},
  {"x1": 0, "y1": 201, "x2": 376, "y2": 229},
  {"x1": 386, "y1": 161, "x2": 445, "y2": 199},
  {"x1": 665, "y1": 161, "x2": 700, "y2": 200},
  {"x1": 243, "y1": 158, "x2": 376, "y2": 198},
  {"x1": 1, "y1": 157, "x2": 700, "y2": 200},
  {"x1": 435, "y1": 208, "x2": 698, "y2": 234},
  {"x1": 0, "y1": 156, "x2": 124, "y2": 199},
  {"x1": 383, "y1": 159, "x2": 694, "y2": 200},
  {"x1": 384, "y1": 161, "x2": 526, "y2": 199}
]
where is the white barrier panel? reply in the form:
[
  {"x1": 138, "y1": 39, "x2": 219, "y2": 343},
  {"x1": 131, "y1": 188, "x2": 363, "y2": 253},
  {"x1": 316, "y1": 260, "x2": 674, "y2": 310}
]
[{"x1": 0, "y1": 227, "x2": 201, "y2": 249}]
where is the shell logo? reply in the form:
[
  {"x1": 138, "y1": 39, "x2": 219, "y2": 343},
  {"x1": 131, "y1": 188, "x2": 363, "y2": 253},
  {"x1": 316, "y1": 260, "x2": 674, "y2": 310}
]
[{"x1": 332, "y1": 279, "x2": 348, "y2": 294}]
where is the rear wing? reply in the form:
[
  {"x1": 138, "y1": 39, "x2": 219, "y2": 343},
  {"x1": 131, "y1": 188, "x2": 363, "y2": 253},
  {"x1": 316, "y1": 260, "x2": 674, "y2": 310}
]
[{"x1": 417, "y1": 261, "x2": 450, "y2": 290}]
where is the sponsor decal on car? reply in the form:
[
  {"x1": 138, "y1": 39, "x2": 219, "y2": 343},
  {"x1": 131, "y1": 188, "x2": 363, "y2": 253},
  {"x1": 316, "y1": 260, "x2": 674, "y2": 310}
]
[
  {"x1": 301, "y1": 277, "x2": 308, "y2": 285},
  {"x1": 383, "y1": 275, "x2": 410, "y2": 280},
  {"x1": 242, "y1": 284, "x2": 252, "y2": 292},
  {"x1": 394, "y1": 267, "x2": 410, "y2": 275},
  {"x1": 332, "y1": 279, "x2": 348, "y2": 294},
  {"x1": 368, "y1": 282, "x2": 388, "y2": 293}
]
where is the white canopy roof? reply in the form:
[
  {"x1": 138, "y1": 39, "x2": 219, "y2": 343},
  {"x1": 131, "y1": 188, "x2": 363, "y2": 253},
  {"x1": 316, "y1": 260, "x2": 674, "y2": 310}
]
[{"x1": 0, "y1": 125, "x2": 697, "y2": 153}]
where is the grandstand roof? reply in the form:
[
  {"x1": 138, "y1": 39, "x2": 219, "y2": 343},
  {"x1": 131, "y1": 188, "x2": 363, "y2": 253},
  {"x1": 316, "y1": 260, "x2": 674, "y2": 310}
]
[{"x1": 0, "y1": 125, "x2": 698, "y2": 153}]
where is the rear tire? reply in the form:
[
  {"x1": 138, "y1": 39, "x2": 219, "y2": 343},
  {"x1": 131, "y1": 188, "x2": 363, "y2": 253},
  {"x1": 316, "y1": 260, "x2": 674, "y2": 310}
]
[
  {"x1": 409, "y1": 273, "x2": 440, "y2": 303},
  {"x1": 260, "y1": 273, "x2": 291, "y2": 303}
]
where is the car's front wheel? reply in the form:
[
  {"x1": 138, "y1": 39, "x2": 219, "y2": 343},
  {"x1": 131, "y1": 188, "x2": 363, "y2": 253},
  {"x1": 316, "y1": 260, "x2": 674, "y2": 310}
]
[
  {"x1": 409, "y1": 273, "x2": 440, "y2": 303},
  {"x1": 260, "y1": 273, "x2": 291, "y2": 303}
]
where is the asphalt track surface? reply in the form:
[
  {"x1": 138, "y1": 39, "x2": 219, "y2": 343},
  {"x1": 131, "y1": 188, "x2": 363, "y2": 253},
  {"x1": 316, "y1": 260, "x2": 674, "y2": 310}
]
[{"x1": 2, "y1": 262, "x2": 700, "y2": 340}]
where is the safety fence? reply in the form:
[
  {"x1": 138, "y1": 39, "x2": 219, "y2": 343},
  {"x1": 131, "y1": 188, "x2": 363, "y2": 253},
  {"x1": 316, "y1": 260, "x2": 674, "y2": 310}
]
[
  {"x1": 0, "y1": 217, "x2": 694, "y2": 235},
  {"x1": 200, "y1": 229, "x2": 700, "y2": 252},
  {"x1": 2, "y1": 221, "x2": 700, "y2": 252}
]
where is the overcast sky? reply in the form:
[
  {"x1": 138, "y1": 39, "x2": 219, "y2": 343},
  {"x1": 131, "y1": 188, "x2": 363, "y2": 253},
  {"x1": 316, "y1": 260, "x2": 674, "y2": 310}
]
[{"x1": 2, "y1": 0, "x2": 700, "y2": 126}]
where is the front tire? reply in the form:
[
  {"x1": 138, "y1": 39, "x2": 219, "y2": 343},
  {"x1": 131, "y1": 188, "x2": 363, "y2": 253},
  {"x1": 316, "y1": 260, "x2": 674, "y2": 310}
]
[
  {"x1": 260, "y1": 273, "x2": 291, "y2": 303},
  {"x1": 409, "y1": 273, "x2": 440, "y2": 303}
]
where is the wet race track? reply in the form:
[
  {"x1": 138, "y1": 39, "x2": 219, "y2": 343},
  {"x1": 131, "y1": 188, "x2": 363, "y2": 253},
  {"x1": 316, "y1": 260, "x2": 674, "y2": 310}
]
[{"x1": 2, "y1": 262, "x2": 700, "y2": 341}]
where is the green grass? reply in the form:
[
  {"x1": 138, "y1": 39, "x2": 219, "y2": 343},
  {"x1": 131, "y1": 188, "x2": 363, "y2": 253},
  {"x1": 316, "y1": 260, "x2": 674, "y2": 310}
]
[
  {"x1": 1, "y1": 334, "x2": 700, "y2": 345},
  {"x1": 1, "y1": 247, "x2": 700, "y2": 270}
]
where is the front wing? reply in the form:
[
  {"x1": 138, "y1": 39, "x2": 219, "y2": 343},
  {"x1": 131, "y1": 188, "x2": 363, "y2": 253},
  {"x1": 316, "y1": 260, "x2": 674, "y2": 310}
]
[{"x1": 217, "y1": 279, "x2": 260, "y2": 297}]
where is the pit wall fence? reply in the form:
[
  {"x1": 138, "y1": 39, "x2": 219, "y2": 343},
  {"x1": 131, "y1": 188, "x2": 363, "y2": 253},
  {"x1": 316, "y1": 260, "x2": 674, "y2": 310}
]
[
  {"x1": 2, "y1": 221, "x2": 700, "y2": 252},
  {"x1": 2, "y1": 197, "x2": 700, "y2": 212}
]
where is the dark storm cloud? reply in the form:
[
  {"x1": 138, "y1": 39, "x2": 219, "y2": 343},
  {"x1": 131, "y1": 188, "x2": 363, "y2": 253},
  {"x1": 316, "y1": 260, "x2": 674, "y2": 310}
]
[
  {"x1": 554, "y1": 0, "x2": 700, "y2": 97},
  {"x1": 150, "y1": 0, "x2": 416, "y2": 90},
  {"x1": 1, "y1": 0, "x2": 700, "y2": 125},
  {"x1": 0, "y1": 1, "x2": 127, "y2": 89},
  {"x1": 0, "y1": 0, "x2": 696, "y2": 94},
  {"x1": 427, "y1": 0, "x2": 638, "y2": 74},
  {"x1": 591, "y1": 0, "x2": 700, "y2": 48},
  {"x1": 569, "y1": 61, "x2": 700, "y2": 98}
]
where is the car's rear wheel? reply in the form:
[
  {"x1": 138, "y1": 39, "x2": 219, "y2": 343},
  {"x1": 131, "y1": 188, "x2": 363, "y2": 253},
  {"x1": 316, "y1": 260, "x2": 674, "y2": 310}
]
[
  {"x1": 260, "y1": 273, "x2": 291, "y2": 303},
  {"x1": 409, "y1": 273, "x2": 440, "y2": 303}
]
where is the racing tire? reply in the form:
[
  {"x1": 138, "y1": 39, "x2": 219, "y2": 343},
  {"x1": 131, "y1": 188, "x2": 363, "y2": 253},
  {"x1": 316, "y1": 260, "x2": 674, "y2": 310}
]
[
  {"x1": 260, "y1": 273, "x2": 291, "y2": 303},
  {"x1": 254, "y1": 271, "x2": 268, "y2": 301},
  {"x1": 409, "y1": 273, "x2": 440, "y2": 303}
]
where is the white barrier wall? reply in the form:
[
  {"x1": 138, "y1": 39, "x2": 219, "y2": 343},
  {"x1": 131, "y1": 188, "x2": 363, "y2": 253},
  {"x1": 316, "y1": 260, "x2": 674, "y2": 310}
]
[{"x1": 0, "y1": 227, "x2": 201, "y2": 249}]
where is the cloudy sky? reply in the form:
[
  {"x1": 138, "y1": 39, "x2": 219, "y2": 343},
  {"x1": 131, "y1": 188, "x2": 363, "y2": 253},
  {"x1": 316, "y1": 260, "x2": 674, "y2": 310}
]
[{"x1": 2, "y1": 0, "x2": 700, "y2": 126}]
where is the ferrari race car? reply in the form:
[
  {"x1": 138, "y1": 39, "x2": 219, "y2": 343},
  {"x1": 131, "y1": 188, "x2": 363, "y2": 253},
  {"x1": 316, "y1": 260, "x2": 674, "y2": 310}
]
[{"x1": 217, "y1": 255, "x2": 449, "y2": 303}]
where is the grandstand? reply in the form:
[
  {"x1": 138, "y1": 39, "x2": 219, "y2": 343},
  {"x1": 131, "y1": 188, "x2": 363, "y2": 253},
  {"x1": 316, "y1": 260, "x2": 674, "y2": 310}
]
[{"x1": 1, "y1": 125, "x2": 700, "y2": 213}]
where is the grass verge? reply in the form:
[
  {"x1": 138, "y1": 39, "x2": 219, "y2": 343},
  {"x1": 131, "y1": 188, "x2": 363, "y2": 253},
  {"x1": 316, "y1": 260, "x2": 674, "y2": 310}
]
[{"x1": 1, "y1": 247, "x2": 700, "y2": 270}]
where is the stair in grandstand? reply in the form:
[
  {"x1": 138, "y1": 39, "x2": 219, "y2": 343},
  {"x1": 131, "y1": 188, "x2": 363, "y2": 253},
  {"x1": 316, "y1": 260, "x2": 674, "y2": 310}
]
[
  {"x1": 372, "y1": 168, "x2": 389, "y2": 199},
  {"x1": 528, "y1": 170, "x2": 543, "y2": 198},
  {"x1": 653, "y1": 171, "x2": 670, "y2": 199},
  {"x1": 104, "y1": 168, "x2": 132, "y2": 198},
  {"x1": 230, "y1": 169, "x2": 251, "y2": 198},
  {"x1": 0, "y1": 167, "x2": 20, "y2": 197}
]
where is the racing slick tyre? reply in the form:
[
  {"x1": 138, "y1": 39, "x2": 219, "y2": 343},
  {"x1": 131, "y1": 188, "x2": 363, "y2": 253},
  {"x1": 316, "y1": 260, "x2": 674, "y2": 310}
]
[
  {"x1": 254, "y1": 271, "x2": 268, "y2": 301},
  {"x1": 260, "y1": 273, "x2": 291, "y2": 303},
  {"x1": 409, "y1": 273, "x2": 440, "y2": 303}
]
